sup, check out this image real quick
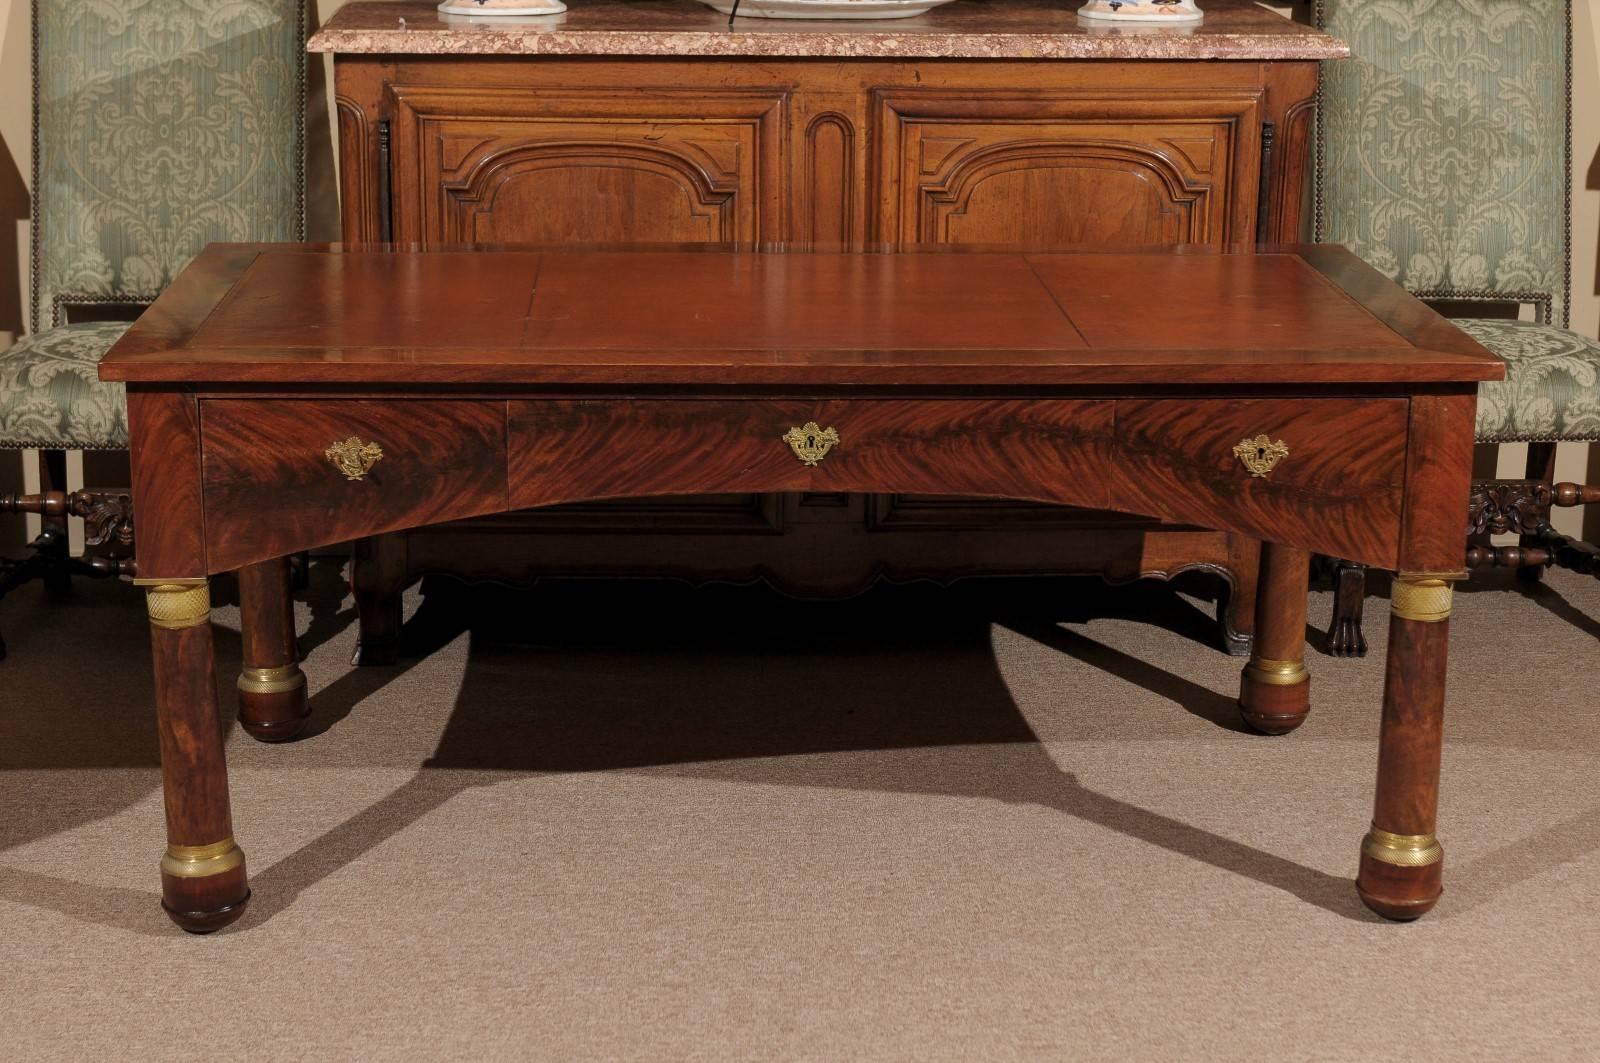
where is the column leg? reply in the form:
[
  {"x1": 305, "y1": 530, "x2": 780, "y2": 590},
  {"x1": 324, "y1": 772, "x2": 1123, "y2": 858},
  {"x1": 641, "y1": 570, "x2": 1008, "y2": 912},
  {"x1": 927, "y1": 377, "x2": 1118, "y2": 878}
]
[
  {"x1": 1238, "y1": 543, "x2": 1312, "y2": 735},
  {"x1": 141, "y1": 579, "x2": 251, "y2": 933},
  {"x1": 236, "y1": 557, "x2": 311, "y2": 742},
  {"x1": 1356, "y1": 574, "x2": 1454, "y2": 920}
]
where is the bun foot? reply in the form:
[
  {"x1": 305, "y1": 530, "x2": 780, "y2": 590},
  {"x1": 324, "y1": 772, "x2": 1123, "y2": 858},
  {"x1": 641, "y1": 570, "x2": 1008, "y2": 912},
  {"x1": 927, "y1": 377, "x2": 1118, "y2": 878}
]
[
  {"x1": 1238, "y1": 660, "x2": 1310, "y2": 735},
  {"x1": 1356, "y1": 829, "x2": 1442, "y2": 921},
  {"x1": 163, "y1": 891, "x2": 252, "y2": 934},
  {"x1": 160, "y1": 839, "x2": 250, "y2": 933},
  {"x1": 237, "y1": 665, "x2": 310, "y2": 742}
]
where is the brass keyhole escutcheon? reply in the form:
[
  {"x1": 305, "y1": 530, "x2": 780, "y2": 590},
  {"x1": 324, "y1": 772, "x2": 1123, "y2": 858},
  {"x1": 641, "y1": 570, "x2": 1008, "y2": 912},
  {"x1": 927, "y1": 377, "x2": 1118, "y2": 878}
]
[
  {"x1": 326, "y1": 437, "x2": 384, "y2": 481},
  {"x1": 783, "y1": 422, "x2": 840, "y2": 466},
  {"x1": 1233, "y1": 435, "x2": 1289, "y2": 478}
]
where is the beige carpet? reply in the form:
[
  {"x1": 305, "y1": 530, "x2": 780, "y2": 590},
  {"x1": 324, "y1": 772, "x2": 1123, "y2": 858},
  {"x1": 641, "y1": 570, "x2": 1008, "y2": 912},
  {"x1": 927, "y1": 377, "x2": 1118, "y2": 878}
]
[{"x1": 1, "y1": 562, "x2": 1598, "y2": 1061}]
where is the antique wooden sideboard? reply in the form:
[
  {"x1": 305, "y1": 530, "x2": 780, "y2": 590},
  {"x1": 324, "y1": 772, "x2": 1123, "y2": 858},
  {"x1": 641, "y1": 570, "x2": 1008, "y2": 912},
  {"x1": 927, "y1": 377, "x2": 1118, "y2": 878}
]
[{"x1": 312, "y1": 0, "x2": 1348, "y2": 658}]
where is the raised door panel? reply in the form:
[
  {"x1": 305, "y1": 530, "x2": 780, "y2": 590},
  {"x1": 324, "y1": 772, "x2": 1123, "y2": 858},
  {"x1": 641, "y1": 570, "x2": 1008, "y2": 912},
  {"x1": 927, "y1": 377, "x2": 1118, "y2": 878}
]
[
  {"x1": 429, "y1": 127, "x2": 750, "y2": 245},
  {"x1": 389, "y1": 87, "x2": 787, "y2": 247},
  {"x1": 873, "y1": 92, "x2": 1262, "y2": 249}
]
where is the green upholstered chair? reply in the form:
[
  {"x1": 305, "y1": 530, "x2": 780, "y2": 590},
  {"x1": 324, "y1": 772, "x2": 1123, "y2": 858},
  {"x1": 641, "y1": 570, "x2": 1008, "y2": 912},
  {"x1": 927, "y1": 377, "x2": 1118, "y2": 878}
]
[
  {"x1": 1314, "y1": 0, "x2": 1600, "y2": 655},
  {"x1": 0, "y1": 0, "x2": 306, "y2": 658}
]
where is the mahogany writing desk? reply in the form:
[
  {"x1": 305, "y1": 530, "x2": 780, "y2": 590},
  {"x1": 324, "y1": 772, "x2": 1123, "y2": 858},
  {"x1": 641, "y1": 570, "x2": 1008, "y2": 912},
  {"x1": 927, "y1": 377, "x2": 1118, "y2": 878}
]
[{"x1": 100, "y1": 244, "x2": 1503, "y2": 932}]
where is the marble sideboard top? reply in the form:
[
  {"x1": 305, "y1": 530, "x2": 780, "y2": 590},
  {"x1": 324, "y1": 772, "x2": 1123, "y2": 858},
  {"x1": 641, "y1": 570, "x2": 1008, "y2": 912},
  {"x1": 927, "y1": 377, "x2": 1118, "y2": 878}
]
[{"x1": 309, "y1": 0, "x2": 1349, "y2": 60}]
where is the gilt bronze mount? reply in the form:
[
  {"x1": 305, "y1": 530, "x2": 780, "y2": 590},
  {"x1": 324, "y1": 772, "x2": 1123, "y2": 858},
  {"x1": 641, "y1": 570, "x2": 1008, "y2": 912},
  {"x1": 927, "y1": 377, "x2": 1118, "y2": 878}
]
[
  {"x1": 326, "y1": 437, "x2": 384, "y2": 481},
  {"x1": 1233, "y1": 435, "x2": 1289, "y2": 478},
  {"x1": 783, "y1": 422, "x2": 840, "y2": 466}
]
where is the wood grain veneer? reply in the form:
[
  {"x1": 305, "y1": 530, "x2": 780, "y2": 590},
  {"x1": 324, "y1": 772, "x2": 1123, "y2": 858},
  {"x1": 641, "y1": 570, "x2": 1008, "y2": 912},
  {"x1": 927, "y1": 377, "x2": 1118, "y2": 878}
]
[
  {"x1": 200, "y1": 398, "x2": 508, "y2": 572},
  {"x1": 508, "y1": 399, "x2": 1116, "y2": 511},
  {"x1": 1114, "y1": 397, "x2": 1410, "y2": 568}
]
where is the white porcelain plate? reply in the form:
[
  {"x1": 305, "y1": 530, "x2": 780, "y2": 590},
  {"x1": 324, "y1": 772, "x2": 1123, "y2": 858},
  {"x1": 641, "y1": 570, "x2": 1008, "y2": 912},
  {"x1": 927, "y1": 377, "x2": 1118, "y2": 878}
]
[
  {"x1": 438, "y1": 0, "x2": 567, "y2": 15},
  {"x1": 699, "y1": 0, "x2": 958, "y2": 19},
  {"x1": 1076, "y1": 0, "x2": 1203, "y2": 21}
]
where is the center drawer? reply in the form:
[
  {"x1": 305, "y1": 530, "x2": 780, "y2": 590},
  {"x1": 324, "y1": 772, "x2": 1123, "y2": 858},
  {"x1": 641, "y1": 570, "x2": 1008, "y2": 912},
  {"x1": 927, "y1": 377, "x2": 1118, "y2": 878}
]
[{"x1": 507, "y1": 399, "x2": 1117, "y2": 512}]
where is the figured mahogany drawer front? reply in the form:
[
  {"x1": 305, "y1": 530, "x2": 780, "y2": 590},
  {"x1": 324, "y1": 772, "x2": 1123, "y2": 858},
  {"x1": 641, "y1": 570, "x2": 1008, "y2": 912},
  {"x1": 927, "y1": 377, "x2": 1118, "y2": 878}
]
[
  {"x1": 508, "y1": 400, "x2": 1117, "y2": 512},
  {"x1": 201, "y1": 399, "x2": 508, "y2": 572},
  {"x1": 1114, "y1": 398, "x2": 1409, "y2": 568}
]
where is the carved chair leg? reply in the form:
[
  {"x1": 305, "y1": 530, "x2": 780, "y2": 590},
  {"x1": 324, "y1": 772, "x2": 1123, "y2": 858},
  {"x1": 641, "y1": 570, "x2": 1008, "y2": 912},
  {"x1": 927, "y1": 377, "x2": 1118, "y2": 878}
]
[
  {"x1": 1516, "y1": 443, "x2": 1558, "y2": 583},
  {"x1": 1238, "y1": 542, "x2": 1311, "y2": 735},
  {"x1": 1541, "y1": 530, "x2": 1600, "y2": 574},
  {"x1": 0, "y1": 516, "x2": 59, "y2": 664},
  {"x1": 140, "y1": 579, "x2": 250, "y2": 933},
  {"x1": 1356, "y1": 574, "x2": 1455, "y2": 920},
  {"x1": 0, "y1": 487, "x2": 137, "y2": 665},
  {"x1": 0, "y1": 554, "x2": 40, "y2": 662},
  {"x1": 236, "y1": 557, "x2": 311, "y2": 742},
  {"x1": 38, "y1": 450, "x2": 71, "y2": 592},
  {"x1": 352, "y1": 534, "x2": 408, "y2": 666},
  {"x1": 1325, "y1": 560, "x2": 1369, "y2": 658}
]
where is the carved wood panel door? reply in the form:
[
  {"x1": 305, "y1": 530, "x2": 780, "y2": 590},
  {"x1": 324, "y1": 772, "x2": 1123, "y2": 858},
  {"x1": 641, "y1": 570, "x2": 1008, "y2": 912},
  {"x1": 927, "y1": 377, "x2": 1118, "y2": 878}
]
[
  {"x1": 872, "y1": 91, "x2": 1263, "y2": 249},
  {"x1": 387, "y1": 86, "x2": 786, "y2": 246}
]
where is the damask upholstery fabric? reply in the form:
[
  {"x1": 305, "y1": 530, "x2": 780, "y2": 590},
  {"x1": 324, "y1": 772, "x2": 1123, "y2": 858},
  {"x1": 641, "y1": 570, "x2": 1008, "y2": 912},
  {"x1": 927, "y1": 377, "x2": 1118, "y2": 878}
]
[
  {"x1": 1315, "y1": 0, "x2": 1570, "y2": 328},
  {"x1": 0, "y1": 322, "x2": 131, "y2": 450},
  {"x1": 31, "y1": 0, "x2": 305, "y2": 334},
  {"x1": 1459, "y1": 319, "x2": 1600, "y2": 443}
]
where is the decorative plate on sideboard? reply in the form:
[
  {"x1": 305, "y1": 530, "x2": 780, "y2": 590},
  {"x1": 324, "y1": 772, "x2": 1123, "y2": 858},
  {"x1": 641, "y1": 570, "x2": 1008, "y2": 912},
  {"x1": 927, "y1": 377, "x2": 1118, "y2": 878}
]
[
  {"x1": 439, "y1": 0, "x2": 567, "y2": 15},
  {"x1": 696, "y1": 0, "x2": 959, "y2": 19}
]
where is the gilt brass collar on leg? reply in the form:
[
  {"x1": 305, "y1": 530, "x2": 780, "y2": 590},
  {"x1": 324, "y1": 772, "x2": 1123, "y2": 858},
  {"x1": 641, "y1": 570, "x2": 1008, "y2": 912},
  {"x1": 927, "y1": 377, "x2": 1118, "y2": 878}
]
[
  {"x1": 1390, "y1": 572, "x2": 1467, "y2": 624},
  {"x1": 238, "y1": 664, "x2": 307, "y2": 695},
  {"x1": 161, "y1": 838, "x2": 244, "y2": 879},
  {"x1": 135, "y1": 579, "x2": 212, "y2": 630},
  {"x1": 1243, "y1": 657, "x2": 1309, "y2": 687},
  {"x1": 1362, "y1": 825, "x2": 1443, "y2": 867}
]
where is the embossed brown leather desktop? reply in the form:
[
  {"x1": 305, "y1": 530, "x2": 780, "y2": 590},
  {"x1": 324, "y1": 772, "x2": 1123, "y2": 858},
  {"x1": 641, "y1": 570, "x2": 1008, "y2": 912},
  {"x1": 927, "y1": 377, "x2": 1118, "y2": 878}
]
[{"x1": 101, "y1": 243, "x2": 1502, "y2": 931}]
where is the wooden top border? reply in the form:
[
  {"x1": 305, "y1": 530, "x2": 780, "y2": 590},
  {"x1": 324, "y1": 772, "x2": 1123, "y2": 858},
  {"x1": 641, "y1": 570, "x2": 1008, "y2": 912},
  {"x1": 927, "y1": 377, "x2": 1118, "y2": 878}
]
[{"x1": 101, "y1": 243, "x2": 1503, "y2": 388}]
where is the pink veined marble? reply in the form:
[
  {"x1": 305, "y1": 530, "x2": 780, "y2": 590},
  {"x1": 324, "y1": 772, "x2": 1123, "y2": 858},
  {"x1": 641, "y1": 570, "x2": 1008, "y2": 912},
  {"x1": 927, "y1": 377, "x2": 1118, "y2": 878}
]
[
  {"x1": 308, "y1": 0, "x2": 1349, "y2": 60},
  {"x1": 1077, "y1": 0, "x2": 1204, "y2": 23}
]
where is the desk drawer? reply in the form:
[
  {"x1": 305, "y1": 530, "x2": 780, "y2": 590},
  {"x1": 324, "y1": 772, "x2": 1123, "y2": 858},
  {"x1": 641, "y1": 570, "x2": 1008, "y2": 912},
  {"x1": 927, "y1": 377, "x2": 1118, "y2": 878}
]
[
  {"x1": 1114, "y1": 398, "x2": 1408, "y2": 567},
  {"x1": 508, "y1": 400, "x2": 1116, "y2": 511},
  {"x1": 201, "y1": 399, "x2": 508, "y2": 571}
]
